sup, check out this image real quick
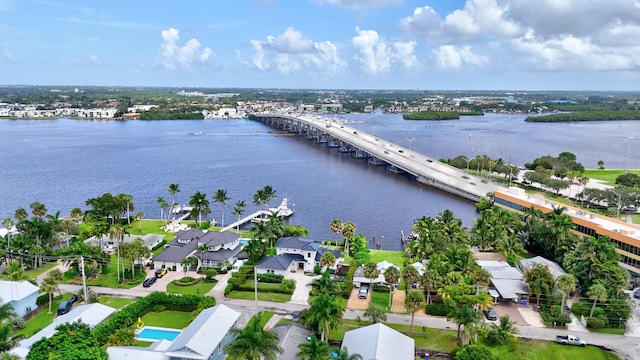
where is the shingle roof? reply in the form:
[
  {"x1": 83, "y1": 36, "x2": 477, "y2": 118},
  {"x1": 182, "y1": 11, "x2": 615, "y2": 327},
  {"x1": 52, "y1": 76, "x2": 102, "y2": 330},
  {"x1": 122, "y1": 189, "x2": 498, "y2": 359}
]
[
  {"x1": 276, "y1": 237, "x2": 320, "y2": 251},
  {"x1": 256, "y1": 253, "x2": 305, "y2": 271},
  {"x1": 314, "y1": 247, "x2": 340, "y2": 262},
  {"x1": 153, "y1": 230, "x2": 240, "y2": 263}
]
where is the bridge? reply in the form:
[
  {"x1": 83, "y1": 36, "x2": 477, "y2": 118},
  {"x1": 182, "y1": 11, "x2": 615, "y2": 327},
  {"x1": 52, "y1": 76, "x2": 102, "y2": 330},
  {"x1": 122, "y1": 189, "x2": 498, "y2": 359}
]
[{"x1": 253, "y1": 113, "x2": 503, "y2": 201}]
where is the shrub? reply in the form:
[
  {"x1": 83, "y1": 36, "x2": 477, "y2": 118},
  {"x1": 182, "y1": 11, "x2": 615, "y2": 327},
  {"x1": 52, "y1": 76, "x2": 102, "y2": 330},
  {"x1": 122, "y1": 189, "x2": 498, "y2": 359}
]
[
  {"x1": 341, "y1": 263, "x2": 356, "y2": 299},
  {"x1": 36, "y1": 293, "x2": 51, "y2": 306},
  {"x1": 556, "y1": 314, "x2": 571, "y2": 326},
  {"x1": 257, "y1": 273, "x2": 283, "y2": 283},
  {"x1": 205, "y1": 268, "x2": 218, "y2": 279},
  {"x1": 281, "y1": 279, "x2": 296, "y2": 292},
  {"x1": 372, "y1": 284, "x2": 390, "y2": 293},
  {"x1": 425, "y1": 303, "x2": 448, "y2": 316},
  {"x1": 224, "y1": 284, "x2": 233, "y2": 296},
  {"x1": 314, "y1": 264, "x2": 322, "y2": 275},
  {"x1": 587, "y1": 317, "x2": 606, "y2": 329}
]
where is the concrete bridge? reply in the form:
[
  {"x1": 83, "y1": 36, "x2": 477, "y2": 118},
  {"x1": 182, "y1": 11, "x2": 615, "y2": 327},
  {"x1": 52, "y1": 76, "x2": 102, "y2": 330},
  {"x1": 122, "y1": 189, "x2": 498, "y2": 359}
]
[{"x1": 253, "y1": 113, "x2": 503, "y2": 202}]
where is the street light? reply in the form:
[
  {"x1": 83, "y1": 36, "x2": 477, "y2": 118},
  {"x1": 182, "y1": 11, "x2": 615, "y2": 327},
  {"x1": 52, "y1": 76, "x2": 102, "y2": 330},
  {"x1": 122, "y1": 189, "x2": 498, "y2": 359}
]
[
  {"x1": 625, "y1": 136, "x2": 634, "y2": 173},
  {"x1": 405, "y1": 137, "x2": 415, "y2": 150},
  {"x1": 462, "y1": 156, "x2": 472, "y2": 174},
  {"x1": 611, "y1": 190, "x2": 622, "y2": 219},
  {"x1": 369, "y1": 124, "x2": 378, "y2": 136}
]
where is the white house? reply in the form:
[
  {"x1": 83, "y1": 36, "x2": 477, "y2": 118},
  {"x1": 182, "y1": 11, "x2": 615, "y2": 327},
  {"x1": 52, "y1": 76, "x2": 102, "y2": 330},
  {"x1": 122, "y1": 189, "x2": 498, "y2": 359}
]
[
  {"x1": 255, "y1": 237, "x2": 339, "y2": 275},
  {"x1": 341, "y1": 323, "x2": 414, "y2": 360},
  {"x1": 0, "y1": 280, "x2": 39, "y2": 316},
  {"x1": 108, "y1": 304, "x2": 240, "y2": 360}
]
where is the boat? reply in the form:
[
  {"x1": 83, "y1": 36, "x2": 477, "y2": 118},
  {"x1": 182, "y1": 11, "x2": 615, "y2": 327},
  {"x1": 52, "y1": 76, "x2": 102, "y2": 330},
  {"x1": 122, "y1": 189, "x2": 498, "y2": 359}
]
[{"x1": 189, "y1": 131, "x2": 203, "y2": 135}]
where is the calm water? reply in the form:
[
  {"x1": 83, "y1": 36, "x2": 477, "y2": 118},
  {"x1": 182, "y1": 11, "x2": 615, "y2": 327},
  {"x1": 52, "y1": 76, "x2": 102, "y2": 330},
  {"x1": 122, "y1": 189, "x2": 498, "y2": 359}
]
[{"x1": 1, "y1": 114, "x2": 638, "y2": 250}]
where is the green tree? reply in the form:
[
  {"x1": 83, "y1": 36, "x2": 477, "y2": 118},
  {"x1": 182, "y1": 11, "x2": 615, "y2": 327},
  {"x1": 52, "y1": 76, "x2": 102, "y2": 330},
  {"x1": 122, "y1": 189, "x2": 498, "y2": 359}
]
[
  {"x1": 587, "y1": 281, "x2": 608, "y2": 317},
  {"x1": 402, "y1": 265, "x2": 420, "y2": 289},
  {"x1": 556, "y1": 273, "x2": 578, "y2": 310},
  {"x1": 109, "y1": 225, "x2": 126, "y2": 283},
  {"x1": 244, "y1": 239, "x2": 267, "y2": 263},
  {"x1": 363, "y1": 261, "x2": 379, "y2": 290},
  {"x1": 224, "y1": 312, "x2": 283, "y2": 360},
  {"x1": 70, "y1": 208, "x2": 84, "y2": 222},
  {"x1": 134, "y1": 212, "x2": 144, "y2": 232},
  {"x1": 13, "y1": 208, "x2": 28, "y2": 222},
  {"x1": 329, "y1": 218, "x2": 343, "y2": 241},
  {"x1": 296, "y1": 334, "x2": 332, "y2": 360},
  {"x1": 167, "y1": 183, "x2": 180, "y2": 220},
  {"x1": 451, "y1": 304, "x2": 479, "y2": 344},
  {"x1": 404, "y1": 290, "x2": 426, "y2": 334},
  {"x1": 524, "y1": 263, "x2": 555, "y2": 305},
  {"x1": 486, "y1": 315, "x2": 518, "y2": 345},
  {"x1": 29, "y1": 202, "x2": 47, "y2": 219},
  {"x1": 7, "y1": 260, "x2": 26, "y2": 281},
  {"x1": 311, "y1": 270, "x2": 340, "y2": 295},
  {"x1": 27, "y1": 321, "x2": 107, "y2": 360},
  {"x1": 213, "y1": 189, "x2": 230, "y2": 227},
  {"x1": 40, "y1": 273, "x2": 59, "y2": 314},
  {"x1": 454, "y1": 344, "x2": 498, "y2": 360},
  {"x1": 198, "y1": 243, "x2": 209, "y2": 272},
  {"x1": 302, "y1": 294, "x2": 344, "y2": 341},
  {"x1": 333, "y1": 347, "x2": 362, "y2": 360},
  {"x1": 341, "y1": 221, "x2": 356, "y2": 255},
  {"x1": 181, "y1": 257, "x2": 193, "y2": 276},
  {"x1": 320, "y1": 252, "x2": 336, "y2": 268},
  {"x1": 364, "y1": 304, "x2": 387, "y2": 323},
  {"x1": 231, "y1": 200, "x2": 246, "y2": 232},
  {"x1": 384, "y1": 266, "x2": 400, "y2": 308},
  {"x1": 188, "y1": 191, "x2": 209, "y2": 227},
  {"x1": 156, "y1": 197, "x2": 169, "y2": 222},
  {"x1": 0, "y1": 303, "x2": 18, "y2": 354}
]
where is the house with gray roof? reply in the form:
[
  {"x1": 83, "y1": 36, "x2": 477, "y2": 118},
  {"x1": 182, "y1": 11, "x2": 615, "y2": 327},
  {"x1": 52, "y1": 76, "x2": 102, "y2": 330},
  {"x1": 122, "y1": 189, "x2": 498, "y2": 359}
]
[
  {"x1": 271, "y1": 323, "x2": 312, "y2": 360},
  {"x1": 341, "y1": 323, "x2": 414, "y2": 360},
  {"x1": 519, "y1": 256, "x2": 566, "y2": 280},
  {"x1": 477, "y1": 260, "x2": 528, "y2": 302},
  {"x1": 152, "y1": 229, "x2": 241, "y2": 271},
  {"x1": 107, "y1": 304, "x2": 240, "y2": 360},
  {"x1": 0, "y1": 280, "x2": 39, "y2": 316},
  {"x1": 256, "y1": 237, "x2": 340, "y2": 275}
]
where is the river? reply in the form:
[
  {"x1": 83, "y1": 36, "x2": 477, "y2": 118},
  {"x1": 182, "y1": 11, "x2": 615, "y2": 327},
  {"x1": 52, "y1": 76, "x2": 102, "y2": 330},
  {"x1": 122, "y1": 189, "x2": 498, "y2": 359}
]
[{"x1": 1, "y1": 113, "x2": 638, "y2": 250}]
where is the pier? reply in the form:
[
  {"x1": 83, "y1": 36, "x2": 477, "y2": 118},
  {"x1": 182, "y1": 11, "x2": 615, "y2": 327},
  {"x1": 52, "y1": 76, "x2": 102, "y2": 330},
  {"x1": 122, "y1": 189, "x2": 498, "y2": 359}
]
[
  {"x1": 221, "y1": 198, "x2": 294, "y2": 232},
  {"x1": 253, "y1": 113, "x2": 503, "y2": 201}
]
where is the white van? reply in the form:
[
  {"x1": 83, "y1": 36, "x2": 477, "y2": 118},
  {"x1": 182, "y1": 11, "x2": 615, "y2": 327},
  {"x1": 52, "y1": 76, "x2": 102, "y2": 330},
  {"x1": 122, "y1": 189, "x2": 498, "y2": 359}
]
[
  {"x1": 358, "y1": 284, "x2": 369, "y2": 299},
  {"x1": 231, "y1": 259, "x2": 245, "y2": 272}
]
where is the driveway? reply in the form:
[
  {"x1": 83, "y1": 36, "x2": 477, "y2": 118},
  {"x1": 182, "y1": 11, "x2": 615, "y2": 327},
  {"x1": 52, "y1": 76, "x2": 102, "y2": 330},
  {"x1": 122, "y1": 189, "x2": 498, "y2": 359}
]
[
  {"x1": 494, "y1": 301, "x2": 529, "y2": 326},
  {"x1": 346, "y1": 288, "x2": 370, "y2": 310},
  {"x1": 286, "y1": 271, "x2": 318, "y2": 305},
  {"x1": 131, "y1": 267, "x2": 202, "y2": 292}
]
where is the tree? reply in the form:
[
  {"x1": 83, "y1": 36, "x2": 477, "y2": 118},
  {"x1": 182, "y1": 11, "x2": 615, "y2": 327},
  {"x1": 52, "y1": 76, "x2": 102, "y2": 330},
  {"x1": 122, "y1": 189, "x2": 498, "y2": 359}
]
[
  {"x1": 404, "y1": 290, "x2": 425, "y2": 334},
  {"x1": 156, "y1": 197, "x2": 168, "y2": 222},
  {"x1": 181, "y1": 257, "x2": 193, "y2": 276},
  {"x1": 384, "y1": 266, "x2": 400, "y2": 308},
  {"x1": 329, "y1": 218, "x2": 343, "y2": 241},
  {"x1": 616, "y1": 173, "x2": 640, "y2": 187},
  {"x1": 364, "y1": 304, "x2": 387, "y2": 323},
  {"x1": 70, "y1": 208, "x2": 84, "y2": 222},
  {"x1": 302, "y1": 294, "x2": 344, "y2": 341},
  {"x1": 261, "y1": 185, "x2": 277, "y2": 209},
  {"x1": 556, "y1": 273, "x2": 577, "y2": 309},
  {"x1": 311, "y1": 270, "x2": 340, "y2": 295},
  {"x1": 13, "y1": 208, "x2": 28, "y2": 222},
  {"x1": 333, "y1": 347, "x2": 362, "y2": 360},
  {"x1": 189, "y1": 191, "x2": 209, "y2": 227},
  {"x1": 213, "y1": 189, "x2": 230, "y2": 227},
  {"x1": 118, "y1": 194, "x2": 134, "y2": 226},
  {"x1": 244, "y1": 239, "x2": 267, "y2": 263},
  {"x1": 198, "y1": 243, "x2": 209, "y2": 271},
  {"x1": 320, "y1": 252, "x2": 336, "y2": 268},
  {"x1": 109, "y1": 225, "x2": 126, "y2": 283},
  {"x1": 29, "y1": 202, "x2": 47, "y2": 219},
  {"x1": 341, "y1": 221, "x2": 356, "y2": 255},
  {"x1": 134, "y1": 212, "x2": 144, "y2": 232},
  {"x1": 224, "y1": 312, "x2": 283, "y2": 360},
  {"x1": 296, "y1": 334, "x2": 332, "y2": 360},
  {"x1": 0, "y1": 303, "x2": 18, "y2": 354},
  {"x1": 486, "y1": 315, "x2": 518, "y2": 345},
  {"x1": 7, "y1": 260, "x2": 26, "y2": 281},
  {"x1": 167, "y1": 183, "x2": 180, "y2": 220},
  {"x1": 524, "y1": 263, "x2": 555, "y2": 305},
  {"x1": 454, "y1": 344, "x2": 498, "y2": 360},
  {"x1": 402, "y1": 265, "x2": 420, "y2": 289},
  {"x1": 231, "y1": 200, "x2": 246, "y2": 232},
  {"x1": 40, "y1": 273, "x2": 58, "y2": 314},
  {"x1": 363, "y1": 261, "x2": 379, "y2": 290},
  {"x1": 587, "y1": 281, "x2": 608, "y2": 317},
  {"x1": 451, "y1": 304, "x2": 479, "y2": 344},
  {"x1": 27, "y1": 321, "x2": 107, "y2": 360},
  {"x1": 597, "y1": 160, "x2": 605, "y2": 169}
]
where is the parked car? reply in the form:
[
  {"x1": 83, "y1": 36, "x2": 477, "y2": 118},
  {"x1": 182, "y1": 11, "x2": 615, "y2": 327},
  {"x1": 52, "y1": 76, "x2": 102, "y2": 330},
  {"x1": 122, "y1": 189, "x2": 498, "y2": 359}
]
[
  {"x1": 563, "y1": 305, "x2": 572, "y2": 314},
  {"x1": 155, "y1": 267, "x2": 168, "y2": 278},
  {"x1": 555, "y1": 334, "x2": 586, "y2": 346},
  {"x1": 57, "y1": 300, "x2": 72, "y2": 316},
  {"x1": 484, "y1": 307, "x2": 497, "y2": 321},
  {"x1": 143, "y1": 277, "x2": 157, "y2": 287},
  {"x1": 633, "y1": 288, "x2": 640, "y2": 299},
  {"x1": 68, "y1": 295, "x2": 78, "y2": 305},
  {"x1": 358, "y1": 284, "x2": 369, "y2": 299}
]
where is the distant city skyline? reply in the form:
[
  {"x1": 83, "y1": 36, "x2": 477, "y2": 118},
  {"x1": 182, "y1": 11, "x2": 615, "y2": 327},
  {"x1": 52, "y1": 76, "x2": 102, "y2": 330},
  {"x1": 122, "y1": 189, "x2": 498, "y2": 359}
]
[{"x1": 1, "y1": 0, "x2": 639, "y2": 90}]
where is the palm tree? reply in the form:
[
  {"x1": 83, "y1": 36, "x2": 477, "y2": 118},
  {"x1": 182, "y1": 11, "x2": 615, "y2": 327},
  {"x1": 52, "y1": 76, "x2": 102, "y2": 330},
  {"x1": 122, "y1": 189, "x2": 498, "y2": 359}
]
[
  {"x1": 364, "y1": 304, "x2": 387, "y2": 323},
  {"x1": 0, "y1": 303, "x2": 19, "y2": 354},
  {"x1": 402, "y1": 265, "x2": 420, "y2": 289},
  {"x1": 13, "y1": 208, "x2": 28, "y2": 222},
  {"x1": 231, "y1": 200, "x2": 246, "y2": 232},
  {"x1": 29, "y1": 202, "x2": 47, "y2": 218},
  {"x1": 109, "y1": 225, "x2": 125, "y2": 283},
  {"x1": 252, "y1": 189, "x2": 266, "y2": 211},
  {"x1": 329, "y1": 218, "x2": 343, "y2": 242},
  {"x1": 363, "y1": 261, "x2": 379, "y2": 290},
  {"x1": 333, "y1": 347, "x2": 362, "y2": 360},
  {"x1": 383, "y1": 266, "x2": 400, "y2": 309},
  {"x1": 198, "y1": 243, "x2": 209, "y2": 272},
  {"x1": 261, "y1": 185, "x2": 277, "y2": 209},
  {"x1": 302, "y1": 294, "x2": 344, "y2": 341},
  {"x1": 40, "y1": 274, "x2": 58, "y2": 314},
  {"x1": 48, "y1": 268, "x2": 64, "y2": 296},
  {"x1": 587, "y1": 281, "x2": 608, "y2": 317},
  {"x1": 156, "y1": 197, "x2": 168, "y2": 222},
  {"x1": 181, "y1": 257, "x2": 193, "y2": 276},
  {"x1": 189, "y1": 191, "x2": 209, "y2": 227},
  {"x1": 452, "y1": 304, "x2": 479, "y2": 344},
  {"x1": 311, "y1": 271, "x2": 340, "y2": 295},
  {"x1": 497, "y1": 236, "x2": 524, "y2": 265},
  {"x1": 320, "y1": 252, "x2": 336, "y2": 269},
  {"x1": 244, "y1": 239, "x2": 267, "y2": 263},
  {"x1": 488, "y1": 315, "x2": 519, "y2": 345},
  {"x1": 556, "y1": 273, "x2": 577, "y2": 310},
  {"x1": 224, "y1": 312, "x2": 283, "y2": 360},
  {"x1": 213, "y1": 189, "x2": 230, "y2": 228},
  {"x1": 134, "y1": 212, "x2": 144, "y2": 232},
  {"x1": 167, "y1": 183, "x2": 180, "y2": 220},
  {"x1": 405, "y1": 290, "x2": 425, "y2": 334},
  {"x1": 341, "y1": 221, "x2": 356, "y2": 255},
  {"x1": 296, "y1": 334, "x2": 332, "y2": 360}
]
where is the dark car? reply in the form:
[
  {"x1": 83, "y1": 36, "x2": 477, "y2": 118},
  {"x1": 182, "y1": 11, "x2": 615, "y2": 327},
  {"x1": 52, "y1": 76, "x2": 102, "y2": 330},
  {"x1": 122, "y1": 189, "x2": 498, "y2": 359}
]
[
  {"x1": 143, "y1": 277, "x2": 157, "y2": 287},
  {"x1": 57, "y1": 300, "x2": 72, "y2": 316},
  {"x1": 155, "y1": 267, "x2": 168, "y2": 278},
  {"x1": 484, "y1": 307, "x2": 497, "y2": 321},
  {"x1": 634, "y1": 288, "x2": 640, "y2": 299},
  {"x1": 564, "y1": 305, "x2": 572, "y2": 314},
  {"x1": 68, "y1": 295, "x2": 78, "y2": 305}
]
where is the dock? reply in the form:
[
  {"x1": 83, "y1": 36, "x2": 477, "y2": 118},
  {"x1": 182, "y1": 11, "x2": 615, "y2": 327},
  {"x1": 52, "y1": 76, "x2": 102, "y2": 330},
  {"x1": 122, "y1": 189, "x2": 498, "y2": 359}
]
[{"x1": 221, "y1": 198, "x2": 294, "y2": 232}]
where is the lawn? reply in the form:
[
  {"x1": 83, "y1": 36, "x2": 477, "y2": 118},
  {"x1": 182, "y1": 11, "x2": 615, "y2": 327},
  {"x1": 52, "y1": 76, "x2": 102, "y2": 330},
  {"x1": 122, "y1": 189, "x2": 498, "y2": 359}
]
[
  {"x1": 16, "y1": 293, "x2": 74, "y2": 338},
  {"x1": 141, "y1": 310, "x2": 192, "y2": 329},
  {"x1": 307, "y1": 295, "x2": 348, "y2": 309},
  {"x1": 23, "y1": 263, "x2": 57, "y2": 279},
  {"x1": 255, "y1": 311, "x2": 275, "y2": 328},
  {"x1": 64, "y1": 256, "x2": 145, "y2": 289},
  {"x1": 582, "y1": 169, "x2": 640, "y2": 186},
  {"x1": 488, "y1": 338, "x2": 619, "y2": 360},
  {"x1": 166, "y1": 281, "x2": 216, "y2": 295},
  {"x1": 371, "y1": 291, "x2": 391, "y2": 310},
  {"x1": 97, "y1": 296, "x2": 134, "y2": 309},
  {"x1": 369, "y1": 250, "x2": 407, "y2": 269},
  {"x1": 226, "y1": 290, "x2": 292, "y2": 302}
]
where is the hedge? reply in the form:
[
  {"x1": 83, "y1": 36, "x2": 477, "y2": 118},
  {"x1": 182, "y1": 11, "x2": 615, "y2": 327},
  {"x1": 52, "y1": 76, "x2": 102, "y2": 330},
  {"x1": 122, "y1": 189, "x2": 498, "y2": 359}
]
[
  {"x1": 234, "y1": 283, "x2": 294, "y2": 294},
  {"x1": 341, "y1": 264, "x2": 356, "y2": 299},
  {"x1": 425, "y1": 303, "x2": 448, "y2": 316},
  {"x1": 257, "y1": 273, "x2": 283, "y2": 283},
  {"x1": 92, "y1": 292, "x2": 215, "y2": 345}
]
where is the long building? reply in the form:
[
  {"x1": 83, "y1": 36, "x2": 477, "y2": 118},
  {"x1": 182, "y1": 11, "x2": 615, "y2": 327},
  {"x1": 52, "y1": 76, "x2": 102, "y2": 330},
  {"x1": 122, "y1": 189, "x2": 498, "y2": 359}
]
[{"x1": 494, "y1": 187, "x2": 640, "y2": 276}]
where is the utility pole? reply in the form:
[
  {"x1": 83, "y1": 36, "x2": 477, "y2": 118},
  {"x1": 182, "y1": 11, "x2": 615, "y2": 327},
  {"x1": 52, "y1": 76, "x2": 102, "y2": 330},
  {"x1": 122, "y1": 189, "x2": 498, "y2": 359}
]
[
  {"x1": 254, "y1": 268, "x2": 259, "y2": 314},
  {"x1": 80, "y1": 255, "x2": 88, "y2": 303}
]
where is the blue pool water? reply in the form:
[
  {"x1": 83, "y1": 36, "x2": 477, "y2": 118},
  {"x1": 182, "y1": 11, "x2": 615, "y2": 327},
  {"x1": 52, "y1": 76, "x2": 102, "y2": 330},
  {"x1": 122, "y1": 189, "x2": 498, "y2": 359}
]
[
  {"x1": 138, "y1": 327, "x2": 181, "y2": 341},
  {"x1": 240, "y1": 239, "x2": 249, "y2": 246}
]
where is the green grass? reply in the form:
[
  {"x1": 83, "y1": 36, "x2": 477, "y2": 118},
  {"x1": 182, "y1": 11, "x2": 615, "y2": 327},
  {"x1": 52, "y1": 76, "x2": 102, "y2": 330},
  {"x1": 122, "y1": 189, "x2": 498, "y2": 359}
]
[
  {"x1": 369, "y1": 250, "x2": 407, "y2": 269},
  {"x1": 582, "y1": 169, "x2": 640, "y2": 186},
  {"x1": 23, "y1": 263, "x2": 57, "y2": 279},
  {"x1": 16, "y1": 293, "x2": 73, "y2": 338},
  {"x1": 226, "y1": 290, "x2": 292, "y2": 302},
  {"x1": 127, "y1": 219, "x2": 173, "y2": 240},
  {"x1": 135, "y1": 340, "x2": 153, "y2": 347},
  {"x1": 255, "y1": 311, "x2": 275, "y2": 328},
  {"x1": 97, "y1": 296, "x2": 134, "y2": 309},
  {"x1": 307, "y1": 295, "x2": 347, "y2": 309},
  {"x1": 166, "y1": 281, "x2": 216, "y2": 295},
  {"x1": 65, "y1": 256, "x2": 145, "y2": 289},
  {"x1": 592, "y1": 328, "x2": 625, "y2": 335},
  {"x1": 371, "y1": 291, "x2": 391, "y2": 310},
  {"x1": 141, "y1": 310, "x2": 192, "y2": 329},
  {"x1": 487, "y1": 338, "x2": 619, "y2": 360}
]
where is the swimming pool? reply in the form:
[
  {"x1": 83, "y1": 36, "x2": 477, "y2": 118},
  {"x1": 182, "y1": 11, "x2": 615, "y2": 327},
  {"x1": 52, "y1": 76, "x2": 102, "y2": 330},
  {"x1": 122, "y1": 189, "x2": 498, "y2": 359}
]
[
  {"x1": 137, "y1": 326, "x2": 182, "y2": 342},
  {"x1": 239, "y1": 239, "x2": 249, "y2": 246}
]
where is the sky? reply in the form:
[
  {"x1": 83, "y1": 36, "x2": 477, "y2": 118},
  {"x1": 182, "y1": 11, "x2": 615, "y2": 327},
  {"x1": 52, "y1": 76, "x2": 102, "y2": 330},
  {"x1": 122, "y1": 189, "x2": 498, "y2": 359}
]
[{"x1": 1, "y1": 0, "x2": 640, "y2": 90}]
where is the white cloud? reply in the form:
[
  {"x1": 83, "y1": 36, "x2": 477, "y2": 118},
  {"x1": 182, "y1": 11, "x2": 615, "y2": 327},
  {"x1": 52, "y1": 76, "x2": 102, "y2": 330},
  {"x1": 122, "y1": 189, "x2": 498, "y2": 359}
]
[
  {"x1": 157, "y1": 28, "x2": 212, "y2": 70},
  {"x1": 352, "y1": 27, "x2": 420, "y2": 75},
  {"x1": 312, "y1": 0, "x2": 404, "y2": 9},
  {"x1": 2, "y1": 48, "x2": 15, "y2": 62},
  {"x1": 88, "y1": 54, "x2": 100, "y2": 65},
  {"x1": 432, "y1": 45, "x2": 488, "y2": 70},
  {"x1": 250, "y1": 28, "x2": 346, "y2": 75}
]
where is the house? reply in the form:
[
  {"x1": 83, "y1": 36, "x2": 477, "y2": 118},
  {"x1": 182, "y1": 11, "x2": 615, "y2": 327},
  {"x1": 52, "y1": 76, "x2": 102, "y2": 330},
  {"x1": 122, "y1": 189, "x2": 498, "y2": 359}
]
[
  {"x1": 84, "y1": 233, "x2": 164, "y2": 251},
  {"x1": 13, "y1": 303, "x2": 116, "y2": 359},
  {"x1": 352, "y1": 261, "x2": 395, "y2": 288},
  {"x1": 0, "y1": 280, "x2": 39, "y2": 317},
  {"x1": 255, "y1": 237, "x2": 339, "y2": 275},
  {"x1": 519, "y1": 256, "x2": 566, "y2": 280},
  {"x1": 107, "y1": 304, "x2": 240, "y2": 360},
  {"x1": 270, "y1": 323, "x2": 312, "y2": 360},
  {"x1": 477, "y1": 260, "x2": 528, "y2": 302},
  {"x1": 152, "y1": 229, "x2": 242, "y2": 271},
  {"x1": 341, "y1": 323, "x2": 414, "y2": 360}
]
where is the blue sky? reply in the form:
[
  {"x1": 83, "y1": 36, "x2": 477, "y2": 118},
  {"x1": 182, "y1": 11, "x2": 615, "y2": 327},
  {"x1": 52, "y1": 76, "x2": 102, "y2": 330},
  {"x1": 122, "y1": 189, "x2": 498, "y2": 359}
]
[{"x1": 1, "y1": 0, "x2": 639, "y2": 90}]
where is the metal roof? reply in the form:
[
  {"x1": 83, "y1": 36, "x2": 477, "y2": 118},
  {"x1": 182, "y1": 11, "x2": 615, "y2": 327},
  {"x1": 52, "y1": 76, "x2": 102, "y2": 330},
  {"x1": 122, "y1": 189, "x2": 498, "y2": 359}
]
[
  {"x1": 341, "y1": 323, "x2": 414, "y2": 360},
  {"x1": 0, "y1": 280, "x2": 39, "y2": 302}
]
